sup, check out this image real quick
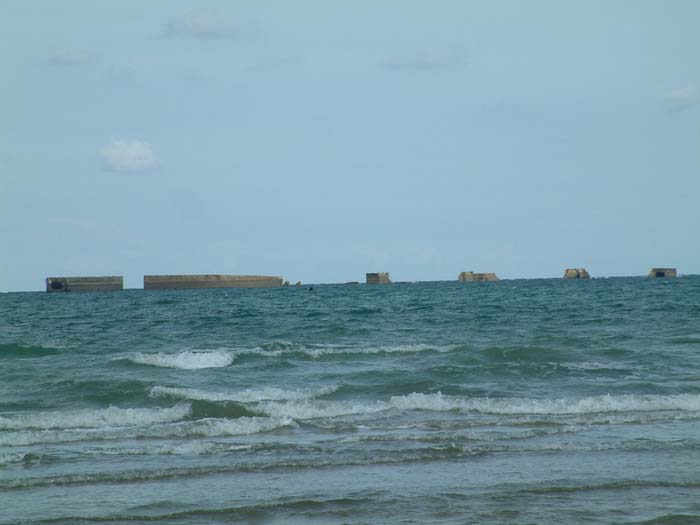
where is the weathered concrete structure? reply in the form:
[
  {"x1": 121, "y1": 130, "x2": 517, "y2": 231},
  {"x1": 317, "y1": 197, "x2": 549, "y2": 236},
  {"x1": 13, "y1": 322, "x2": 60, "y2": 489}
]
[
  {"x1": 648, "y1": 268, "x2": 677, "y2": 278},
  {"x1": 143, "y1": 274, "x2": 284, "y2": 290},
  {"x1": 46, "y1": 276, "x2": 123, "y2": 293},
  {"x1": 458, "y1": 272, "x2": 499, "y2": 282},
  {"x1": 366, "y1": 272, "x2": 392, "y2": 284},
  {"x1": 563, "y1": 268, "x2": 590, "y2": 279}
]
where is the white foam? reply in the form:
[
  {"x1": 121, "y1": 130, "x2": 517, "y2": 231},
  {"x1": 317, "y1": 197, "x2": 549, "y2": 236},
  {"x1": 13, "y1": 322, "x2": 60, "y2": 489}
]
[
  {"x1": 150, "y1": 385, "x2": 337, "y2": 403},
  {"x1": 0, "y1": 430, "x2": 70, "y2": 447},
  {"x1": 121, "y1": 350, "x2": 234, "y2": 369},
  {"x1": 0, "y1": 415, "x2": 294, "y2": 447},
  {"x1": 256, "y1": 400, "x2": 388, "y2": 420},
  {"x1": 164, "y1": 416, "x2": 295, "y2": 437},
  {"x1": 97, "y1": 442, "x2": 253, "y2": 456},
  {"x1": 158, "y1": 442, "x2": 252, "y2": 455},
  {"x1": 247, "y1": 393, "x2": 700, "y2": 422},
  {"x1": 0, "y1": 404, "x2": 190, "y2": 431},
  {"x1": 389, "y1": 392, "x2": 700, "y2": 415},
  {"x1": 0, "y1": 452, "x2": 31, "y2": 466},
  {"x1": 232, "y1": 343, "x2": 454, "y2": 359},
  {"x1": 150, "y1": 385, "x2": 383, "y2": 421},
  {"x1": 560, "y1": 361, "x2": 638, "y2": 372}
]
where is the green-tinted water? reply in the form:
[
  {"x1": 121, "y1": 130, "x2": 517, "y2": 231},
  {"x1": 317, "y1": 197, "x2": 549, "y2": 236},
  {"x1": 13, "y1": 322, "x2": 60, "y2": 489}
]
[{"x1": 1, "y1": 278, "x2": 700, "y2": 524}]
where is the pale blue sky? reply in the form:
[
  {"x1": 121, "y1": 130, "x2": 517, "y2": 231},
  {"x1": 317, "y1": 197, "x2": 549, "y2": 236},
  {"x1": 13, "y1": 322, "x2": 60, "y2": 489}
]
[{"x1": 1, "y1": 1, "x2": 699, "y2": 291}]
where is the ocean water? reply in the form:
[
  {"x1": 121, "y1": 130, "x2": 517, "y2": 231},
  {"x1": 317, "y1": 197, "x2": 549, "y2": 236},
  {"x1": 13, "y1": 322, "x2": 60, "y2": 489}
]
[{"x1": 1, "y1": 278, "x2": 700, "y2": 524}]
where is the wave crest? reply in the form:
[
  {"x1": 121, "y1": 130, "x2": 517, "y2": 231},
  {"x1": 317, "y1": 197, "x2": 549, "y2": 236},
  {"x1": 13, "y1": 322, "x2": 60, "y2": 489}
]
[
  {"x1": 119, "y1": 350, "x2": 234, "y2": 369},
  {"x1": 150, "y1": 385, "x2": 337, "y2": 403},
  {"x1": 0, "y1": 404, "x2": 190, "y2": 431},
  {"x1": 236, "y1": 342, "x2": 455, "y2": 359},
  {"x1": 239, "y1": 393, "x2": 700, "y2": 421},
  {"x1": 389, "y1": 392, "x2": 700, "y2": 415}
]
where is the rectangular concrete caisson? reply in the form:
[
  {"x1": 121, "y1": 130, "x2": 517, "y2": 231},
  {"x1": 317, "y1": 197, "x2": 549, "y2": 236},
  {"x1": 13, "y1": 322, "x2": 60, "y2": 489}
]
[
  {"x1": 458, "y1": 272, "x2": 499, "y2": 282},
  {"x1": 366, "y1": 272, "x2": 392, "y2": 284},
  {"x1": 46, "y1": 276, "x2": 123, "y2": 292},
  {"x1": 563, "y1": 268, "x2": 590, "y2": 279},
  {"x1": 143, "y1": 274, "x2": 284, "y2": 290},
  {"x1": 648, "y1": 268, "x2": 677, "y2": 278}
]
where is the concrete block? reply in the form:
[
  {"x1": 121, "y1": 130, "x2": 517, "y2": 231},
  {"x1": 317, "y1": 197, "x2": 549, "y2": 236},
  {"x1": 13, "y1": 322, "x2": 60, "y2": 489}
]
[
  {"x1": 458, "y1": 272, "x2": 499, "y2": 282},
  {"x1": 563, "y1": 268, "x2": 590, "y2": 279},
  {"x1": 143, "y1": 274, "x2": 284, "y2": 290},
  {"x1": 648, "y1": 268, "x2": 677, "y2": 278},
  {"x1": 366, "y1": 272, "x2": 392, "y2": 284},
  {"x1": 46, "y1": 276, "x2": 123, "y2": 292}
]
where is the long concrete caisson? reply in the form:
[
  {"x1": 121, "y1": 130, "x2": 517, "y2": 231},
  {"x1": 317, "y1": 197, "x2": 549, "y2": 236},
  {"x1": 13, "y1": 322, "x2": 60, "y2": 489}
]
[
  {"x1": 46, "y1": 276, "x2": 123, "y2": 292},
  {"x1": 143, "y1": 274, "x2": 284, "y2": 290}
]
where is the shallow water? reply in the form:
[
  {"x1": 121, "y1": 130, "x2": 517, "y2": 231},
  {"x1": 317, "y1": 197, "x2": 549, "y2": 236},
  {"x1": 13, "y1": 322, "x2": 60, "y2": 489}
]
[{"x1": 1, "y1": 278, "x2": 700, "y2": 524}]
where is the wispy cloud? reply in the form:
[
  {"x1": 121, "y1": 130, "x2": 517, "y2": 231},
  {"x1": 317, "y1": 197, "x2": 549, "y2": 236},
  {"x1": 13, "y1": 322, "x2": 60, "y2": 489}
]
[
  {"x1": 381, "y1": 49, "x2": 465, "y2": 72},
  {"x1": 42, "y1": 50, "x2": 94, "y2": 67},
  {"x1": 663, "y1": 84, "x2": 700, "y2": 113},
  {"x1": 165, "y1": 9, "x2": 237, "y2": 39},
  {"x1": 101, "y1": 140, "x2": 158, "y2": 172}
]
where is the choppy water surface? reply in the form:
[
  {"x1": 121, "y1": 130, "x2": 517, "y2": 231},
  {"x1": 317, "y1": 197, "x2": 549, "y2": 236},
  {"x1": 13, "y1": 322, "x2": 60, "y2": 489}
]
[{"x1": 1, "y1": 278, "x2": 700, "y2": 524}]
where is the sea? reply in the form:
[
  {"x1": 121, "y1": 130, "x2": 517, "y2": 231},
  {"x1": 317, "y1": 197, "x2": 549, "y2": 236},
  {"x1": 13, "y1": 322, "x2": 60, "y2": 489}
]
[{"x1": 1, "y1": 278, "x2": 700, "y2": 524}]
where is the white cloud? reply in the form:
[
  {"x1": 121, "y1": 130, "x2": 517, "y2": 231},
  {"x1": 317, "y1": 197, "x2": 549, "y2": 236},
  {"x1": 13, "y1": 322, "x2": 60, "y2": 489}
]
[
  {"x1": 101, "y1": 140, "x2": 158, "y2": 172},
  {"x1": 165, "y1": 9, "x2": 237, "y2": 38},
  {"x1": 43, "y1": 50, "x2": 94, "y2": 67},
  {"x1": 664, "y1": 84, "x2": 700, "y2": 112}
]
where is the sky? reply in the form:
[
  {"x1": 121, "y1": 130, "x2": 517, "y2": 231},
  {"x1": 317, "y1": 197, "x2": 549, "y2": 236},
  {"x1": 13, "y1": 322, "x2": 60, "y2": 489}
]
[{"x1": 1, "y1": 1, "x2": 699, "y2": 291}]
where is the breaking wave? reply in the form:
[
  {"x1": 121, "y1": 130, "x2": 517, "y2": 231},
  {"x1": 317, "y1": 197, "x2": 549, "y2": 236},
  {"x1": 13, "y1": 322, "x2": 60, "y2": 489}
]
[
  {"x1": 388, "y1": 392, "x2": 700, "y2": 415},
  {"x1": 118, "y1": 350, "x2": 234, "y2": 369},
  {"x1": 0, "y1": 404, "x2": 190, "y2": 431},
  {"x1": 0, "y1": 414, "x2": 294, "y2": 447},
  {"x1": 234, "y1": 342, "x2": 456, "y2": 359},
  {"x1": 233, "y1": 392, "x2": 700, "y2": 422},
  {"x1": 116, "y1": 343, "x2": 457, "y2": 370},
  {"x1": 147, "y1": 388, "x2": 700, "y2": 424},
  {"x1": 150, "y1": 385, "x2": 337, "y2": 403}
]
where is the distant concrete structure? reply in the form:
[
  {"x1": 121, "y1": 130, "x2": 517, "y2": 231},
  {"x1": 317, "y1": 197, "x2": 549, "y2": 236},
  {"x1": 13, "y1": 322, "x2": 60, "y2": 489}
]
[
  {"x1": 458, "y1": 272, "x2": 499, "y2": 282},
  {"x1": 648, "y1": 268, "x2": 677, "y2": 278},
  {"x1": 143, "y1": 274, "x2": 284, "y2": 290},
  {"x1": 366, "y1": 272, "x2": 392, "y2": 284},
  {"x1": 563, "y1": 268, "x2": 590, "y2": 279},
  {"x1": 46, "y1": 276, "x2": 123, "y2": 293}
]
